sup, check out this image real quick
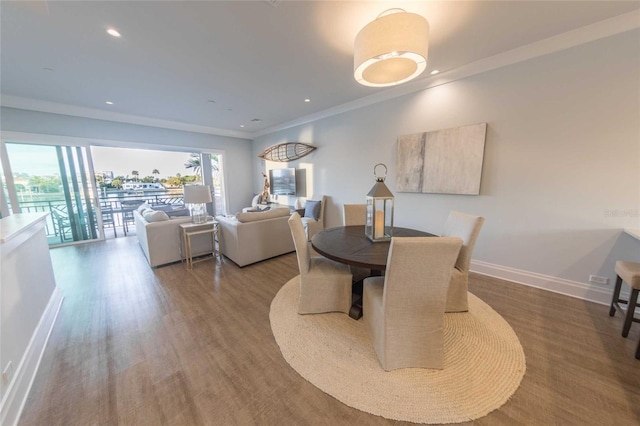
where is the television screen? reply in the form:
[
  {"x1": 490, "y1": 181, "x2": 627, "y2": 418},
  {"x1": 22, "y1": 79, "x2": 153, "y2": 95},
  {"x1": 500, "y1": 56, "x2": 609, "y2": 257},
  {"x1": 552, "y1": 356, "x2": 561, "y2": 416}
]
[{"x1": 270, "y1": 168, "x2": 296, "y2": 195}]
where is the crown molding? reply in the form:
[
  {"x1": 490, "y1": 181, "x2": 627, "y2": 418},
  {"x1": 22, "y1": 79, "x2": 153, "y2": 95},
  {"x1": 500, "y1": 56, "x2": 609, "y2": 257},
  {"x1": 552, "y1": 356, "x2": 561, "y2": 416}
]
[
  {"x1": 0, "y1": 95, "x2": 253, "y2": 140},
  {"x1": 1, "y1": 10, "x2": 637, "y2": 141},
  {"x1": 251, "y1": 9, "x2": 640, "y2": 138}
]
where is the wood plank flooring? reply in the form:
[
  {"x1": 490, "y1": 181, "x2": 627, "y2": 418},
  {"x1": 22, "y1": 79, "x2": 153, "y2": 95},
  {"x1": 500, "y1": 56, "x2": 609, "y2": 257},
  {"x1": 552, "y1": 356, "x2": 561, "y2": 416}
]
[{"x1": 18, "y1": 236, "x2": 640, "y2": 425}]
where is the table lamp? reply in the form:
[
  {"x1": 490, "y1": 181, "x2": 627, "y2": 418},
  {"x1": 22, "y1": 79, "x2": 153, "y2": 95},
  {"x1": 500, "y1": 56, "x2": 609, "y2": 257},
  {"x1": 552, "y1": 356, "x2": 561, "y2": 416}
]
[{"x1": 183, "y1": 184, "x2": 212, "y2": 224}]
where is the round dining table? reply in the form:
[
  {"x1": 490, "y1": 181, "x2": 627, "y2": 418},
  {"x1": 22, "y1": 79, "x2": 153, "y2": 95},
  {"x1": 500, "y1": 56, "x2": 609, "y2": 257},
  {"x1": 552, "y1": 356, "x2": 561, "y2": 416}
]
[
  {"x1": 311, "y1": 225, "x2": 435, "y2": 272},
  {"x1": 311, "y1": 225, "x2": 435, "y2": 318}
]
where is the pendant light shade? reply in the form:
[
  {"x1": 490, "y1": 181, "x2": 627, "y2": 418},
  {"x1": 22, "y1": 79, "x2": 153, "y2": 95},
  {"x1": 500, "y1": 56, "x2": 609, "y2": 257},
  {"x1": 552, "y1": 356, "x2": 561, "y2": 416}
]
[{"x1": 354, "y1": 9, "x2": 429, "y2": 87}]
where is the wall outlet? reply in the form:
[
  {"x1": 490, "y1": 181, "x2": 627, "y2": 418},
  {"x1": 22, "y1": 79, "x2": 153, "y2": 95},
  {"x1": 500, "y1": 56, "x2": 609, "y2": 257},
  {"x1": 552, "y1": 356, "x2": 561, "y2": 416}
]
[
  {"x1": 589, "y1": 275, "x2": 609, "y2": 285},
  {"x1": 2, "y1": 361, "x2": 13, "y2": 385}
]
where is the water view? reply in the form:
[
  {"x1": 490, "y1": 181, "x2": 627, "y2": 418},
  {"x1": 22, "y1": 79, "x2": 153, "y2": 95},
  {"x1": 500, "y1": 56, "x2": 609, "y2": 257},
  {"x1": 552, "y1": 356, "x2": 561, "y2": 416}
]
[{"x1": 4, "y1": 143, "x2": 225, "y2": 245}]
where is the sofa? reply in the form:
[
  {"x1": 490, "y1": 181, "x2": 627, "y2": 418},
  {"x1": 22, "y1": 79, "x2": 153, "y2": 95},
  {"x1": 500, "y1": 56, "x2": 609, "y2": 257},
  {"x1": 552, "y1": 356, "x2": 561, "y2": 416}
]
[
  {"x1": 134, "y1": 207, "x2": 214, "y2": 267},
  {"x1": 215, "y1": 207, "x2": 295, "y2": 267}
]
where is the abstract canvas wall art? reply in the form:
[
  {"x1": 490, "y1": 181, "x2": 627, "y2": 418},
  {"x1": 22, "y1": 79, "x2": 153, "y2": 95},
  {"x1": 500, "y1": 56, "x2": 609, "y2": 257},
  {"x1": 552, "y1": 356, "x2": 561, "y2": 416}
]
[{"x1": 396, "y1": 123, "x2": 487, "y2": 195}]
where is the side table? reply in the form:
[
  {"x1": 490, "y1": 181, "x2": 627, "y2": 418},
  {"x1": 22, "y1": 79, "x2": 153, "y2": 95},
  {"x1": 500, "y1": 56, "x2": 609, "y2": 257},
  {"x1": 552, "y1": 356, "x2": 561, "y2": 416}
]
[{"x1": 179, "y1": 220, "x2": 219, "y2": 269}]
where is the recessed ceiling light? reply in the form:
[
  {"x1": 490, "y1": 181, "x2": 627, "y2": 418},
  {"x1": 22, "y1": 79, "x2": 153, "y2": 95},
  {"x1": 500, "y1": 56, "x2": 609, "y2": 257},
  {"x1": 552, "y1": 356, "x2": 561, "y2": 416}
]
[
  {"x1": 207, "y1": 100, "x2": 216, "y2": 104},
  {"x1": 42, "y1": 67, "x2": 54, "y2": 72},
  {"x1": 105, "y1": 101, "x2": 114, "y2": 105},
  {"x1": 240, "y1": 125, "x2": 245, "y2": 128},
  {"x1": 227, "y1": 108, "x2": 233, "y2": 111},
  {"x1": 430, "y1": 69, "x2": 440, "y2": 75},
  {"x1": 304, "y1": 98, "x2": 311, "y2": 103},
  {"x1": 106, "y1": 28, "x2": 121, "y2": 38}
]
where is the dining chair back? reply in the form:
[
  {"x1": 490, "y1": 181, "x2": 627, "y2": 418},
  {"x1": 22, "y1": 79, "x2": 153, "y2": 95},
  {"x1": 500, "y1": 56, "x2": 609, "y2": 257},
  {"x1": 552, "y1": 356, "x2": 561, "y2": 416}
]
[
  {"x1": 441, "y1": 211, "x2": 485, "y2": 312},
  {"x1": 289, "y1": 212, "x2": 352, "y2": 314},
  {"x1": 363, "y1": 236, "x2": 463, "y2": 370},
  {"x1": 343, "y1": 204, "x2": 367, "y2": 226}
]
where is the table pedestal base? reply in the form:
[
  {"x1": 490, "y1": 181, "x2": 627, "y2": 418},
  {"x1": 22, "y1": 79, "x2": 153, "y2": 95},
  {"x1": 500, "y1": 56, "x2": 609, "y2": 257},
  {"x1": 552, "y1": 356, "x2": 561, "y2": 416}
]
[{"x1": 349, "y1": 270, "x2": 381, "y2": 320}]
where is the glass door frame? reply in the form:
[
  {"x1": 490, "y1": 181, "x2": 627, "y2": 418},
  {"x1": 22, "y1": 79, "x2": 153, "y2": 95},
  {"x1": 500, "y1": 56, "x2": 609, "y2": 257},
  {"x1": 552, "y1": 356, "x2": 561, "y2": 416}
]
[
  {"x1": 0, "y1": 131, "x2": 106, "y2": 244},
  {"x1": 2, "y1": 131, "x2": 231, "y2": 239}
]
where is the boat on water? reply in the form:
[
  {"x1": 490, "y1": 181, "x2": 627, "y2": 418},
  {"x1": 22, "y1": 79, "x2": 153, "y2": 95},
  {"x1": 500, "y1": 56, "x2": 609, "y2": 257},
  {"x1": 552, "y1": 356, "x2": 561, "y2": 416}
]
[{"x1": 121, "y1": 182, "x2": 166, "y2": 193}]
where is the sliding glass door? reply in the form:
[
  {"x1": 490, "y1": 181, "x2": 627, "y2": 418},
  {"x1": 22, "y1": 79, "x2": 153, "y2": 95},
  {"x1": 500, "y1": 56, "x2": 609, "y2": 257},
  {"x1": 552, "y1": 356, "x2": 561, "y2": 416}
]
[
  {"x1": 2, "y1": 142, "x2": 102, "y2": 245},
  {"x1": 2, "y1": 137, "x2": 229, "y2": 244}
]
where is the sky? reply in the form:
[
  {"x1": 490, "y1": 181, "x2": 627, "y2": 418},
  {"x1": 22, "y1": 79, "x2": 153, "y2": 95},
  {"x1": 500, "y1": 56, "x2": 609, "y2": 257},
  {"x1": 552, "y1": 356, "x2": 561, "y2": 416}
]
[
  {"x1": 91, "y1": 147, "x2": 196, "y2": 178},
  {"x1": 5, "y1": 143, "x2": 198, "y2": 178}
]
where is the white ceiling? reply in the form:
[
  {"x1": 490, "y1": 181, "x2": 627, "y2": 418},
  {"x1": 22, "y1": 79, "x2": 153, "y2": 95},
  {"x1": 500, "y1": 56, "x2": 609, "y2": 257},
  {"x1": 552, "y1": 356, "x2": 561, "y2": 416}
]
[{"x1": 1, "y1": 1, "x2": 638, "y2": 139}]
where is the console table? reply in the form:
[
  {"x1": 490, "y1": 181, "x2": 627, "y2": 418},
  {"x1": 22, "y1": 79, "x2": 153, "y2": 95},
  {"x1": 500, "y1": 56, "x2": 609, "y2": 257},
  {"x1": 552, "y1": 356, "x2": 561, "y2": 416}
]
[{"x1": 179, "y1": 220, "x2": 219, "y2": 269}]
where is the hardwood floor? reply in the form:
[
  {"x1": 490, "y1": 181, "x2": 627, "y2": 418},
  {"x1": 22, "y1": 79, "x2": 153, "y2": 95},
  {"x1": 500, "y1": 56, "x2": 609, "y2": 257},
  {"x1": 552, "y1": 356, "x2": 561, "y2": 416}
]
[{"x1": 19, "y1": 236, "x2": 640, "y2": 425}]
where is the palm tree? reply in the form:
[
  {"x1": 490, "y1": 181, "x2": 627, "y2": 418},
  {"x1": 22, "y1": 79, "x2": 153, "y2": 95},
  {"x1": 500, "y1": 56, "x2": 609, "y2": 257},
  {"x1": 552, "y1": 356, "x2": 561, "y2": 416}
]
[
  {"x1": 131, "y1": 170, "x2": 139, "y2": 182},
  {"x1": 184, "y1": 153, "x2": 219, "y2": 174},
  {"x1": 152, "y1": 169, "x2": 160, "y2": 182},
  {"x1": 184, "y1": 153, "x2": 201, "y2": 175}
]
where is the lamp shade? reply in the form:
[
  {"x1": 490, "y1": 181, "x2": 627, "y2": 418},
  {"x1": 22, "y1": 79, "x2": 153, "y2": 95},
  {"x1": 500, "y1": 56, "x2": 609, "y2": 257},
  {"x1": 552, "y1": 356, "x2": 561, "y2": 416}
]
[
  {"x1": 354, "y1": 9, "x2": 429, "y2": 87},
  {"x1": 183, "y1": 185, "x2": 212, "y2": 204}
]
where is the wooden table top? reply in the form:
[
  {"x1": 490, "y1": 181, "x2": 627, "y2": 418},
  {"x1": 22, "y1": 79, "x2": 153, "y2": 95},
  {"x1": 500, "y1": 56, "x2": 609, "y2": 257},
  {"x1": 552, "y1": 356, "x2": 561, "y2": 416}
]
[{"x1": 311, "y1": 225, "x2": 435, "y2": 271}]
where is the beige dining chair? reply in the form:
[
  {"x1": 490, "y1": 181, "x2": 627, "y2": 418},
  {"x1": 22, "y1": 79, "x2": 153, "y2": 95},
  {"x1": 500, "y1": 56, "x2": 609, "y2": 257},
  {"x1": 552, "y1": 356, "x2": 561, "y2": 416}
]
[
  {"x1": 300, "y1": 195, "x2": 327, "y2": 241},
  {"x1": 343, "y1": 203, "x2": 367, "y2": 226},
  {"x1": 442, "y1": 211, "x2": 485, "y2": 313},
  {"x1": 289, "y1": 212, "x2": 352, "y2": 314},
  {"x1": 363, "y1": 237, "x2": 463, "y2": 371}
]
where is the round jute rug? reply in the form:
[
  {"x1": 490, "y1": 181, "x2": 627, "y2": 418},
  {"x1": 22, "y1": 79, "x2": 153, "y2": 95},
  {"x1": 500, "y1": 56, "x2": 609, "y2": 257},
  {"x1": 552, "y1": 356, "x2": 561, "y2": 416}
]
[{"x1": 270, "y1": 277, "x2": 526, "y2": 424}]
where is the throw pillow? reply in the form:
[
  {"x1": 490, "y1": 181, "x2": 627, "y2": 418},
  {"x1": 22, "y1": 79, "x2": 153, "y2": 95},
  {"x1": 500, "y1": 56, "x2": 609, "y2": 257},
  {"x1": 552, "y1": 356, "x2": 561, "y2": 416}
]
[
  {"x1": 137, "y1": 202, "x2": 152, "y2": 213},
  {"x1": 143, "y1": 210, "x2": 170, "y2": 222},
  {"x1": 304, "y1": 200, "x2": 321, "y2": 220}
]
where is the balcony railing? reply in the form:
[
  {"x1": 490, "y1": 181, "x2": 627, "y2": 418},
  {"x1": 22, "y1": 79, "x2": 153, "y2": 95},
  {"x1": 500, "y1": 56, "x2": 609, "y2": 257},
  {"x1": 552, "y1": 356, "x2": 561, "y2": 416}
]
[{"x1": 15, "y1": 192, "x2": 186, "y2": 245}]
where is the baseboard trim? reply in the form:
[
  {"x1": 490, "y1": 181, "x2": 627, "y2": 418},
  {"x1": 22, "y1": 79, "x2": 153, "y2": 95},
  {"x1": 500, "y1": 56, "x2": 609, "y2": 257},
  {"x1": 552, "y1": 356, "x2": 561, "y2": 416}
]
[
  {"x1": 0, "y1": 287, "x2": 64, "y2": 426},
  {"x1": 470, "y1": 260, "x2": 612, "y2": 306}
]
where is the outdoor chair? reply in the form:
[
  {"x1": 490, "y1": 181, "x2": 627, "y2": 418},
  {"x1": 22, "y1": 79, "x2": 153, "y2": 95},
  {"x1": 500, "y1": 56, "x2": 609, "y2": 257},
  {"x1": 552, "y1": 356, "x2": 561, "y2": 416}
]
[
  {"x1": 51, "y1": 207, "x2": 73, "y2": 243},
  {"x1": 99, "y1": 203, "x2": 118, "y2": 237}
]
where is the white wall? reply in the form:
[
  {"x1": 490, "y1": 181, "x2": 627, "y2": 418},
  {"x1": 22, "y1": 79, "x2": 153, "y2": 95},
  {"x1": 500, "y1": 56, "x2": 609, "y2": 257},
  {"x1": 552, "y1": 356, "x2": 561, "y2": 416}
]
[
  {"x1": 0, "y1": 108, "x2": 255, "y2": 214},
  {"x1": 252, "y1": 30, "x2": 640, "y2": 298},
  {"x1": 1, "y1": 215, "x2": 62, "y2": 425}
]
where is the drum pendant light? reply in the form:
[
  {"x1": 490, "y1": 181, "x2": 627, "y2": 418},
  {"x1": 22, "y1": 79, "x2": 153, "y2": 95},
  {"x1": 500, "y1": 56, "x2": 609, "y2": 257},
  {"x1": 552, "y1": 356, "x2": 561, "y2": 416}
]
[{"x1": 354, "y1": 9, "x2": 429, "y2": 87}]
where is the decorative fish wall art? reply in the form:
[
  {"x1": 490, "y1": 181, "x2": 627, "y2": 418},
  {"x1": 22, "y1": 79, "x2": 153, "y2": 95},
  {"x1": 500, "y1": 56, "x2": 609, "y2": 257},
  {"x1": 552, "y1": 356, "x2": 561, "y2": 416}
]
[{"x1": 258, "y1": 142, "x2": 316, "y2": 162}]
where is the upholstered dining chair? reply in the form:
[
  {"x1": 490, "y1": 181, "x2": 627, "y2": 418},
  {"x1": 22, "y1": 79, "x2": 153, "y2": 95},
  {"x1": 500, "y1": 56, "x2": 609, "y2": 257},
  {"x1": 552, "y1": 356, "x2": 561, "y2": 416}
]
[
  {"x1": 363, "y1": 237, "x2": 463, "y2": 371},
  {"x1": 289, "y1": 212, "x2": 352, "y2": 314},
  {"x1": 343, "y1": 203, "x2": 367, "y2": 226},
  {"x1": 301, "y1": 195, "x2": 327, "y2": 241},
  {"x1": 442, "y1": 211, "x2": 485, "y2": 313}
]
